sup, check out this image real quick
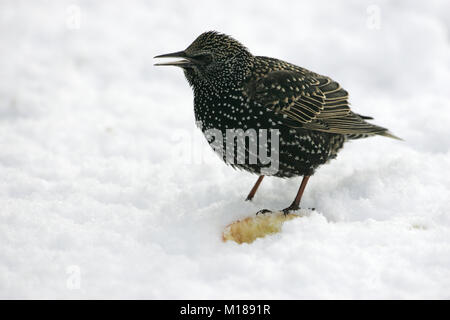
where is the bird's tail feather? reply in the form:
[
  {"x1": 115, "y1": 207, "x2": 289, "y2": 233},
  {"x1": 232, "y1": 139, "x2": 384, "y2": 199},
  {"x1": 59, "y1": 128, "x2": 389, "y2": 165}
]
[{"x1": 377, "y1": 130, "x2": 403, "y2": 140}]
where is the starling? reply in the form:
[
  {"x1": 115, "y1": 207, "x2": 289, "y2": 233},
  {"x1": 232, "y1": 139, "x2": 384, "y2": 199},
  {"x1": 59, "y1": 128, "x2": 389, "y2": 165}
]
[{"x1": 155, "y1": 31, "x2": 399, "y2": 213}]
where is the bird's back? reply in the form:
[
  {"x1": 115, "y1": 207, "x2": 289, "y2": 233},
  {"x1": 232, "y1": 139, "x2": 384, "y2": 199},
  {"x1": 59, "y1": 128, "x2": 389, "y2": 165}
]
[{"x1": 247, "y1": 56, "x2": 399, "y2": 140}]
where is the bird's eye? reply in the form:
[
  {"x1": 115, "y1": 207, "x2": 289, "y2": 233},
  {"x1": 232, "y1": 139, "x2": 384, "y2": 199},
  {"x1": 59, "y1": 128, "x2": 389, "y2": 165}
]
[{"x1": 193, "y1": 53, "x2": 213, "y2": 65}]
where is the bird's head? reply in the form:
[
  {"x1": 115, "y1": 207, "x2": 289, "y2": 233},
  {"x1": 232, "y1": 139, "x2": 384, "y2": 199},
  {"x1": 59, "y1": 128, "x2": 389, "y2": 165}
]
[{"x1": 155, "y1": 31, "x2": 253, "y2": 91}]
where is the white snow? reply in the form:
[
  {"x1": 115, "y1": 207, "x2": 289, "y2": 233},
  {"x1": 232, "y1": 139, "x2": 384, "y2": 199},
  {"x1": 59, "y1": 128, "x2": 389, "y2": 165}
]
[{"x1": 1, "y1": 0, "x2": 450, "y2": 299}]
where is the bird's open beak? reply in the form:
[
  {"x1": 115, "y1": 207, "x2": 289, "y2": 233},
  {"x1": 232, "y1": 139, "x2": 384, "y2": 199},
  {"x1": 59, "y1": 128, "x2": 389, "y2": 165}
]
[{"x1": 154, "y1": 50, "x2": 192, "y2": 67}]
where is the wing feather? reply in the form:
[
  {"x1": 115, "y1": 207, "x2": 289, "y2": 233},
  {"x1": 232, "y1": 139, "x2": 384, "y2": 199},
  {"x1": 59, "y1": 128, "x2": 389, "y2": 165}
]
[{"x1": 246, "y1": 58, "x2": 391, "y2": 137}]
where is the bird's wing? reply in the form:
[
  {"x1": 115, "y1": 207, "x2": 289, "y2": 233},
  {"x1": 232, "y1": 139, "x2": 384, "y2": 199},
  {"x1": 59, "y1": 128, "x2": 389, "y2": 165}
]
[{"x1": 246, "y1": 69, "x2": 389, "y2": 136}]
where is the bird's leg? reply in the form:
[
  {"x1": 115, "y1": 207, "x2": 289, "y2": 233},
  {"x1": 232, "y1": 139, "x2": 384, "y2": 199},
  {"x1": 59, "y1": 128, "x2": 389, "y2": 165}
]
[
  {"x1": 247, "y1": 176, "x2": 271, "y2": 215},
  {"x1": 282, "y1": 175, "x2": 310, "y2": 215},
  {"x1": 245, "y1": 175, "x2": 265, "y2": 201}
]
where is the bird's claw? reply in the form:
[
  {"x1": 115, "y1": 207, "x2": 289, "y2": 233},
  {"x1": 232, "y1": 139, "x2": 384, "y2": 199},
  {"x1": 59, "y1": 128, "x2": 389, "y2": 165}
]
[
  {"x1": 282, "y1": 204, "x2": 300, "y2": 215},
  {"x1": 282, "y1": 206, "x2": 316, "y2": 215},
  {"x1": 256, "y1": 209, "x2": 272, "y2": 215}
]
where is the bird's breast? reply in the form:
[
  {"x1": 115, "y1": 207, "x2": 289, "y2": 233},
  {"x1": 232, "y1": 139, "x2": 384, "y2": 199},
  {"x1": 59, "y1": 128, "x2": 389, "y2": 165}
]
[{"x1": 193, "y1": 91, "x2": 260, "y2": 131}]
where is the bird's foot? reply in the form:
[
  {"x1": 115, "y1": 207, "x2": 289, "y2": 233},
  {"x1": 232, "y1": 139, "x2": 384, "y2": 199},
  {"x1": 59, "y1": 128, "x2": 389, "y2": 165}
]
[
  {"x1": 281, "y1": 204, "x2": 300, "y2": 216},
  {"x1": 256, "y1": 209, "x2": 272, "y2": 215},
  {"x1": 282, "y1": 205, "x2": 315, "y2": 215},
  {"x1": 245, "y1": 195, "x2": 253, "y2": 201}
]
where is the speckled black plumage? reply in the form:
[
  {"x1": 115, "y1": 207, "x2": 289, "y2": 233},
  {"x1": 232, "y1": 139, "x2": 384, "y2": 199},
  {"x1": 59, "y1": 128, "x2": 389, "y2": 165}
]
[{"x1": 155, "y1": 31, "x2": 398, "y2": 210}]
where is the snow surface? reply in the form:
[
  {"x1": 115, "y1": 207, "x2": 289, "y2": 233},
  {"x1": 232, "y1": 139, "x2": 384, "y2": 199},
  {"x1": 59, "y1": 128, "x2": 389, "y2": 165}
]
[{"x1": 1, "y1": 0, "x2": 450, "y2": 299}]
